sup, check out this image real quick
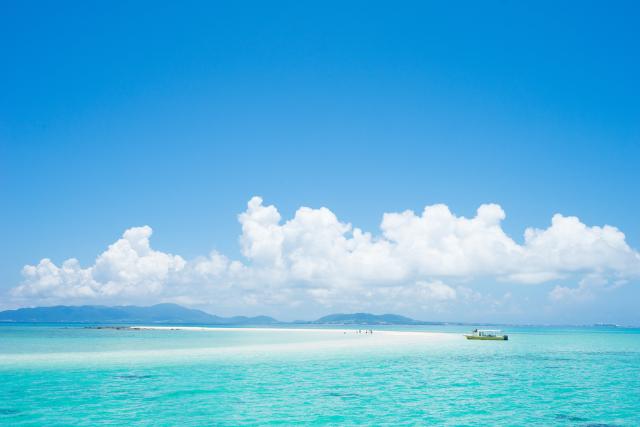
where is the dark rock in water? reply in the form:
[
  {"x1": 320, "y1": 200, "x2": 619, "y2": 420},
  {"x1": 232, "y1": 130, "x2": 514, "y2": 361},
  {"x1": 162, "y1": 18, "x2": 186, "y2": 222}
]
[
  {"x1": 115, "y1": 374, "x2": 154, "y2": 380},
  {"x1": 555, "y1": 414, "x2": 621, "y2": 426},
  {"x1": 86, "y1": 326, "x2": 130, "y2": 330},
  {"x1": 325, "y1": 391, "x2": 360, "y2": 400},
  {"x1": 556, "y1": 414, "x2": 589, "y2": 422}
]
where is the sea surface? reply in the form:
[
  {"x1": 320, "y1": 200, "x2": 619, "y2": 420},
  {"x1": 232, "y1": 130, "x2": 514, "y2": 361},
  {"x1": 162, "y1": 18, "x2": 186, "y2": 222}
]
[{"x1": 0, "y1": 324, "x2": 639, "y2": 426}]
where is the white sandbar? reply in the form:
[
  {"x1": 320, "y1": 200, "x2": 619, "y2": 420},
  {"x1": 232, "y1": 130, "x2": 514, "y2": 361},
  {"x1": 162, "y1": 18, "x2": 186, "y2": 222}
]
[{"x1": 128, "y1": 325, "x2": 453, "y2": 338}]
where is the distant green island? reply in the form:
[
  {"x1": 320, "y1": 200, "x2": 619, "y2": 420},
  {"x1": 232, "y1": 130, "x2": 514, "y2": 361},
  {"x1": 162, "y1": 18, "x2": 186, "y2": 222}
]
[
  {"x1": 0, "y1": 303, "x2": 444, "y2": 325},
  {"x1": 312, "y1": 312, "x2": 441, "y2": 325},
  {"x1": 0, "y1": 303, "x2": 277, "y2": 325}
]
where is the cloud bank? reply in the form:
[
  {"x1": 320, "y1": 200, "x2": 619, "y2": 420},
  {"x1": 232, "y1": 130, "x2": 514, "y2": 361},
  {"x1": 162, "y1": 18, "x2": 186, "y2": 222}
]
[{"x1": 11, "y1": 197, "x2": 640, "y2": 314}]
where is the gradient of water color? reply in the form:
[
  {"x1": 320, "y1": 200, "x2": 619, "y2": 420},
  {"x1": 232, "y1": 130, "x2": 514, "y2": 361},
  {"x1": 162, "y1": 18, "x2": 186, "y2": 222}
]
[{"x1": 1, "y1": 324, "x2": 639, "y2": 426}]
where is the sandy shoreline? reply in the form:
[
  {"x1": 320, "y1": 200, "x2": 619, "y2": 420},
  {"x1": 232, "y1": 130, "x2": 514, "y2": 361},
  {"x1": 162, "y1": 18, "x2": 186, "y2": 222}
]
[
  {"x1": 0, "y1": 326, "x2": 458, "y2": 367},
  {"x1": 125, "y1": 325, "x2": 454, "y2": 338}
]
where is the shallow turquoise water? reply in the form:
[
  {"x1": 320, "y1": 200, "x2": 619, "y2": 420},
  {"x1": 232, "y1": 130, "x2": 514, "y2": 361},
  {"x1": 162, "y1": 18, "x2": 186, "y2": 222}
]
[{"x1": 1, "y1": 325, "x2": 639, "y2": 426}]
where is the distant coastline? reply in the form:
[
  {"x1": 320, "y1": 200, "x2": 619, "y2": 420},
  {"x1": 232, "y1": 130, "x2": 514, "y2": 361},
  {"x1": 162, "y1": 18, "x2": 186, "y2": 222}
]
[
  {"x1": 0, "y1": 304, "x2": 443, "y2": 325},
  {"x1": 0, "y1": 303, "x2": 631, "y2": 328}
]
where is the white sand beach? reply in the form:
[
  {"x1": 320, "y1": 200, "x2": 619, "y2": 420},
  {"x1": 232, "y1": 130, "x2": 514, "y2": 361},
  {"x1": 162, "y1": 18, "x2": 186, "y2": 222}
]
[
  {"x1": 128, "y1": 325, "x2": 455, "y2": 338},
  {"x1": 0, "y1": 326, "x2": 459, "y2": 368}
]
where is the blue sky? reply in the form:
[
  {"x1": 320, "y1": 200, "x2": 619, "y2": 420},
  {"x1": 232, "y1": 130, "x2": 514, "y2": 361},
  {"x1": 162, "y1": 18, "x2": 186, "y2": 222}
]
[{"x1": 1, "y1": 1, "x2": 639, "y2": 323}]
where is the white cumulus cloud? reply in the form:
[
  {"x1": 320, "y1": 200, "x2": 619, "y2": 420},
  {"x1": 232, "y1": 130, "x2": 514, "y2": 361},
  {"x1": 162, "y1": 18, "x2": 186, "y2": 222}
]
[
  {"x1": 13, "y1": 225, "x2": 186, "y2": 302},
  {"x1": 10, "y1": 197, "x2": 640, "y2": 313}
]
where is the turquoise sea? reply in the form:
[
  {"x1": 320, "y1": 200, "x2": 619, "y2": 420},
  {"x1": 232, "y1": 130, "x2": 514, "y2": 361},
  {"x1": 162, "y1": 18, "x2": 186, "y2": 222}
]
[{"x1": 1, "y1": 324, "x2": 639, "y2": 426}]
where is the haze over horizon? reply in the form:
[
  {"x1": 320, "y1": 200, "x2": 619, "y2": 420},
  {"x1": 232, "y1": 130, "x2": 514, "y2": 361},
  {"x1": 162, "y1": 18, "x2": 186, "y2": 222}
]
[{"x1": 2, "y1": 1, "x2": 639, "y2": 325}]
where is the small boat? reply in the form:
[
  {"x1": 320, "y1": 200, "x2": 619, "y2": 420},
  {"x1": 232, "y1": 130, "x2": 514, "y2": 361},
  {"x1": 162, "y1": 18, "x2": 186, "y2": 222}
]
[{"x1": 464, "y1": 329, "x2": 508, "y2": 341}]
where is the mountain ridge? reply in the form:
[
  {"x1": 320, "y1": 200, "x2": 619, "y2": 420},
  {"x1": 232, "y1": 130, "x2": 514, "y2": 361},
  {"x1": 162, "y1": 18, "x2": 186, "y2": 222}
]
[
  {"x1": 0, "y1": 303, "x2": 278, "y2": 325},
  {"x1": 310, "y1": 312, "x2": 443, "y2": 325},
  {"x1": 0, "y1": 304, "x2": 441, "y2": 325}
]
